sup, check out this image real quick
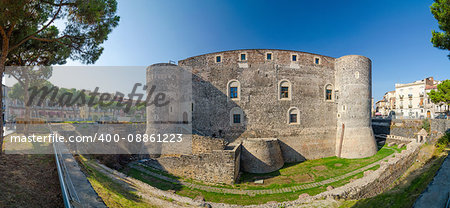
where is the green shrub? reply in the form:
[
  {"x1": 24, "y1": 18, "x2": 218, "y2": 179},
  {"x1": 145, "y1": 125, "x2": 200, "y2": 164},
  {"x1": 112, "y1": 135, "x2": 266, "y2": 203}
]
[
  {"x1": 436, "y1": 132, "x2": 449, "y2": 152},
  {"x1": 421, "y1": 119, "x2": 430, "y2": 133}
]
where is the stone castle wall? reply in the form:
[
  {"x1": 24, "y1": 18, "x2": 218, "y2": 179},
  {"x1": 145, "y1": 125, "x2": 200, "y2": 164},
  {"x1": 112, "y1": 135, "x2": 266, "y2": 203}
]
[
  {"x1": 241, "y1": 138, "x2": 284, "y2": 173},
  {"x1": 144, "y1": 143, "x2": 241, "y2": 184},
  {"x1": 178, "y1": 49, "x2": 340, "y2": 162},
  {"x1": 192, "y1": 135, "x2": 226, "y2": 154},
  {"x1": 335, "y1": 55, "x2": 377, "y2": 158},
  {"x1": 145, "y1": 49, "x2": 377, "y2": 183}
]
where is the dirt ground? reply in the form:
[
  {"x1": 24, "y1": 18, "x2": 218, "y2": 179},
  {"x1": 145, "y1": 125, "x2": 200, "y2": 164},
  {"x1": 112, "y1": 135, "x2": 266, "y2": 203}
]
[{"x1": 0, "y1": 154, "x2": 63, "y2": 208}]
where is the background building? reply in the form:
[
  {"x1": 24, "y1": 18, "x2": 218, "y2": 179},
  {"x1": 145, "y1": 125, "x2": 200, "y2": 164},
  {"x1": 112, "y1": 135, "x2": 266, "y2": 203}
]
[{"x1": 376, "y1": 77, "x2": 447, "y2": 119}]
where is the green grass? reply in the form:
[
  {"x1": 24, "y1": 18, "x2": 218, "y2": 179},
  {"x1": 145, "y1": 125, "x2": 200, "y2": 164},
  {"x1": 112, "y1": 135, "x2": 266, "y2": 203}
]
[
  {"x1": 78, "y1": 157, "x2": 158, "y2": 208},
  {"x1": 237, "y1": 146, "x2": 395, "y2": 190},
  {"x1": 128, "y1": 160, "x2": 382, "y2": 205},
  {"x1": 118, "y1": 145, "x2": 394, "y2": 205},
  {"x1": 131, "y1": 146, "x2": 396, "y2": 192},
  {"x1": 127, "y1": 167, "x2": 182, "y2": 191}
]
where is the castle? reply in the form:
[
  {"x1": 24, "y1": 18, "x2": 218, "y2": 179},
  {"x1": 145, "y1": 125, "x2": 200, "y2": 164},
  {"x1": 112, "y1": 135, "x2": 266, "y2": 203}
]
[{"x1": 145, "y1": 49, "x2": 378, "y2": 183}]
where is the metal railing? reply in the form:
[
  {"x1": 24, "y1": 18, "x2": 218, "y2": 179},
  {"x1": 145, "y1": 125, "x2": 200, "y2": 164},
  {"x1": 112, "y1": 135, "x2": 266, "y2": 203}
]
[{"x1": 51, "y1": 125, "x2": 82, "y2": 208}]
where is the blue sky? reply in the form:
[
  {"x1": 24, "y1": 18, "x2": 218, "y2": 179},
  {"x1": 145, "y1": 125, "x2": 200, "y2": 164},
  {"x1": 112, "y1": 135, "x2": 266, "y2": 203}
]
[{"x1": 60, "y1": 0, "x2": 449, "y2": 102}]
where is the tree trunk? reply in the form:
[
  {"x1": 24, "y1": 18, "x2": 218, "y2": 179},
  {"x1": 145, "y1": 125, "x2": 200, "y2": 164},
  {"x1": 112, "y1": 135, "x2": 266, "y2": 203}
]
[
  {"x1": 23, "y1": 78, "x2": 30, "y2": 136},
  {"x1": 0, "y1": 63, "x2": 5, "y2": 154},
  {"x1": 0, "y1": 81, "x2": 4, "y2": 154},
  {"x1": 0, "y1": 30, "x2": 10, "y2": 155}
]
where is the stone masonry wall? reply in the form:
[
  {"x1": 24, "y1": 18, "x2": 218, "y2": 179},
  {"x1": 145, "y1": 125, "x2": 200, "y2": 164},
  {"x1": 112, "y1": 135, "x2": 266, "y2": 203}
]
[
  {"x1": 316, "y1": 141, "x2": 421, "y2": 200},
  {"x1": 389, "y1": 119, "x2": 423, "y2": 138},
  {"x1": 144, "y1": 144, "x2": 241, "y2": 184},
  {"x1": 178, "y1": 49, "x2": 338, "y2": 162},
  {"x1": 192, "y1": 135, "x2": 226, "y2": 154},
  {"x1": 430, "y1": 119, "x2": 450, "y2": 134}
]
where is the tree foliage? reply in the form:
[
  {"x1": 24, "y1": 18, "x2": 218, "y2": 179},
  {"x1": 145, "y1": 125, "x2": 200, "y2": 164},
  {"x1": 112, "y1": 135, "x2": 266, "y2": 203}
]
[
  {"x1": 431, "y1": 0, "x2": 450, "y2": 59},
  {"x1": 0, "y1": 0, "x2": 120, "y2": 66},
  {"x1": 0, "y1": 0, "x2": 120, "y2": 153},
  {"x1": 428, "y1": 79, "x2": 450, "y2": 110}
]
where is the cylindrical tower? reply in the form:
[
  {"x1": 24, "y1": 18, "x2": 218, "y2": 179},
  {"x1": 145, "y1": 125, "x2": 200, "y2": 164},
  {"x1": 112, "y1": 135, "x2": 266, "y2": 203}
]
[
  {"x1": 241, "y1": 138, "x2": 284, "y2": 173},
  {"x1": 335, "y1": 55, "x2": 377, "y2": 158}
]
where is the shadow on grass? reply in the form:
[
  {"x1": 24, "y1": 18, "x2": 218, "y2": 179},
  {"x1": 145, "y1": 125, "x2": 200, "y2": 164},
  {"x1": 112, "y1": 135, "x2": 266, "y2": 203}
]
[{"x1": 77, "y1": 156, "x2": 149, "y2": 206}]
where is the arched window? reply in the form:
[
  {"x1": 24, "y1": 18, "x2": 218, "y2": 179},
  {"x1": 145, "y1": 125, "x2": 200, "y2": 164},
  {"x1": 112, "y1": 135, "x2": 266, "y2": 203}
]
[
  {"x1": 227, "y1": 80, "x2": 241, "y2": 100},
  {"x1": 278, "y1": 80, "x2": 292, "y2": 100},
  {"x1": 230, "y1": 107, "x2": 244, "y2": 126},
  {"x1": 325, "y1": 84, "x2": 333, "y2": 101},
  {"x1": 287, "y1": 107, "x2": 300, "y2": 125}
]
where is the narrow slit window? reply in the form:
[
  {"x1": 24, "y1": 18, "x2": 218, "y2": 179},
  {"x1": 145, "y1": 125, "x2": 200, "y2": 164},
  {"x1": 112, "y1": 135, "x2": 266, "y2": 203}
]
[
  {"x1": 230, "y1": 87, "x2": 238, "y2": 98},
  {"x1": 325, "y1": 85, "x2": 333, "y2": 100},
  {"x1": 280, "y1": 87, "x2": 289, "y2": 98},
  {"x1": 233, "y1": 114, "x2": 241, "y2": 124}
]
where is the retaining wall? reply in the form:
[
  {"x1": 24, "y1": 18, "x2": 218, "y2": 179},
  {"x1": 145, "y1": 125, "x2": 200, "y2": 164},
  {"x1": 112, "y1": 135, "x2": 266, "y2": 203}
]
[
  {"x1": 144, "y1": 143, "x2": 241, "y2": 184},
  {"x1": 315, "y1": 141, "x2": 421, "y2": 200}
]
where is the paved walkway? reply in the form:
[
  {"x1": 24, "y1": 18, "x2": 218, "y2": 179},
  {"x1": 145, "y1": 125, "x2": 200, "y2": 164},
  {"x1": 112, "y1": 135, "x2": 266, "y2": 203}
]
[
  {"x1": 414, "y1": 152, "x2": 450, "y2": 208},
  {"x1": 132, "y1": 147, "x2": 399, "y2": 196}
]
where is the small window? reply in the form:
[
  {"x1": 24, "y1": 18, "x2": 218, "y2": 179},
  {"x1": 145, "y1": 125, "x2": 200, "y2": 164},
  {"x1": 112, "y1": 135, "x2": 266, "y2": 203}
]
[
  {"x1": 326, "y1": 89, "x2": 332, "y2": 100},
  {"x1": 233, "y1": 114, "x2": 241, "y2": 124},
  {"x1": 279, "y1": 80, "x2": 292, "y2": 100},
  {"x1": 289, "y1": 113, "x2": 297, "y2": 123},
  {"x1": 230, "y1": 107, "x2": 244, "y2": 126},
  {"x1": 230, "y1": 87, "x2": 238, "y2": 98},
  {"x1": 266, "y1": 53, "x2": 272, "y2": 60},
  {"x1": 280, "y1": 87, "x2": 289, "y2": 98},
  {"x1": 227, "y1": 80, "x2": 240, "y2": 100},
  {"x1": 240, "y1": 53, "x2": 246, "y2": 61},
  {"x1": 287, "y1": 107, "x2": 300, "y2": 124},
  {"x1": 216, "y1": 55, "x2": 222, "y2": 63},
  {"x1": 325, "y1": 84, "x2": 333, "y2": 101},
  {"x1": 292, "y1": 55, "x2": 297, "y2": 62},
  {"x1": 315, "y1": 58, "x2": 320, "y2": 64}
]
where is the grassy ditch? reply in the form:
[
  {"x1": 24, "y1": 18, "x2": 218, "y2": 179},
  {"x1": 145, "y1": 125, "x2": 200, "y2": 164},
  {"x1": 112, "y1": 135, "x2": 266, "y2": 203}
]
[
  {"x1": 126, "y1": 165, "x2": 380, "y2": 205},
  {"x1": 124, "y1": 147, "x2": 390, "y2": 205},
  {"x1": 340, "y1": 136, "x2": 449, "y2": 208},
  {"x1": 77, "y1": 156, "x2": 158, "y2": 208}
]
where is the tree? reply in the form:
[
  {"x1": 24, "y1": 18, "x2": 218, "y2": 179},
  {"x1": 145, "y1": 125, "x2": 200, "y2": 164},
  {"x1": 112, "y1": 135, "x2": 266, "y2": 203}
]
[
  {"x1": 431, "y1": 0, "x2": 450, "y2": 59},
  {"x1": 428, "y1": 79, "x2": 450, "y2": 113},
  {"x1": 0, "y1": 0, "x2": 120, "y2": 153},
  {"x1": 7, "y1": 66, "x2": 52, "y2": 133}
]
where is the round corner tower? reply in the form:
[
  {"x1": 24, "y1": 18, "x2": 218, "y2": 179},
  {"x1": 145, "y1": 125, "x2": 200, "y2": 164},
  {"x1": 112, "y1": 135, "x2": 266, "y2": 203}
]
[{"x1": 335, "y1": 55, "x2": 377, "y2": 158}]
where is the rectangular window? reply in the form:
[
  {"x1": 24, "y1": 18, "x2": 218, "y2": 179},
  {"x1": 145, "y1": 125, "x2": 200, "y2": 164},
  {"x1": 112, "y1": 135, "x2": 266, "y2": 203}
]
[
  {"x1": 230, "y1": 87, "x2": 238, "y2": 98},
  {"x1": 326, "y1": 89, "x2": 332, "y2": 100},
  {"x1": 289, "y1": 114, "x2": 297, "y2": 123},
  {"x1": 240, "y1": 54, "x2": 246, "y2": 61},
  {"x1": 216, "y1": 56, "x2": 221, "y2": 63},
  {"x1": 233, "y1": 114, "x2": 241, "y2": 124},
  {"x1": 315, "y1": 58, "x2": 320, "y2": 64},
  {"x1": 266, "y1": 53, "x2": 272, "y2": 60},
  {"x1": 292, "y1": 55, "x2": 297, "y2": 61},
  {"x1": 280, "y1": 87, "x2": 289, "y2": 98}
]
